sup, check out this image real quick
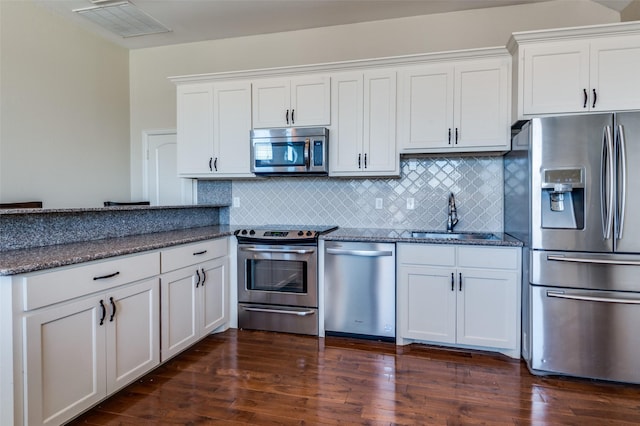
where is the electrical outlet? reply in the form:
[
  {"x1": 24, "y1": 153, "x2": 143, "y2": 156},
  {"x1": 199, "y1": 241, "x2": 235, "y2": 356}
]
[
  {"x1": 375, "y1": 198, "x2": 383, "y2": 209},
  {"x1": 233, "y1": 197, "x2": 240, "y2": 208},
  {"x1": 409, "y1": 159, "x2": 417, "y2": 171},
  {"x1": 406, "y1": 198, "x2": 415, "y2": 210}
]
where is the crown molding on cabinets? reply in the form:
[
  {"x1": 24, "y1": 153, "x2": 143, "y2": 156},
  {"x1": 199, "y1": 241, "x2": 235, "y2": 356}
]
[
  {"x1": 507, "y1": 21, "x2": 640, "y2": 53},
  {"x1": 168, "y1": 47, "x2": 509, "y2": 84}
]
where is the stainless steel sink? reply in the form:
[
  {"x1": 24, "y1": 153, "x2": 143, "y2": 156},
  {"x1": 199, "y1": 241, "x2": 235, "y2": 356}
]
[{"x1": 410, "y1": 231, "x2": 500, "y2": 241}]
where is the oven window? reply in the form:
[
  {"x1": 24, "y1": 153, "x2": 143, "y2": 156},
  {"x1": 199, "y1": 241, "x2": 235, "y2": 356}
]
[{"x1": 246, "y1": 259, "x2": 307, "y2": 293}]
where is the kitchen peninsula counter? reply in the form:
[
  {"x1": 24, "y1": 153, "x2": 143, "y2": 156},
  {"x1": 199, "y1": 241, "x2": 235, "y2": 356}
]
[
  {"x1": 322, "y1": 227, "x2": 523, "y2": 247},
  {"x1": 0, "y1": 225, "x2": 234, "y2": 276}
]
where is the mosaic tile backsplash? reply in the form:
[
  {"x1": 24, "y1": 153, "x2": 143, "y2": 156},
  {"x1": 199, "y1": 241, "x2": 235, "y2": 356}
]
[{"x1": 230, "y1": 157, "x2": 504, "y2": 232}]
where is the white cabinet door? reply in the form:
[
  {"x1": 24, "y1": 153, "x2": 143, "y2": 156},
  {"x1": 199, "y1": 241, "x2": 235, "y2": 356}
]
[
  {"x1": 213, "y1": 81, "x2": 253, "y2": 176},
  {"x1": 200, "y1": 257, "x2": 228, "y2": 335},
  {"x1": 455, "y1": 59, "x2": 510, "y2": 150},
  {"x1": 590, "y1": 36, "x2": 640, "y2": 112},
  {"x1": 456, "y1": 269, "x2": 519, "y2": 349},
  {"x1": 291, "y1": 76, "x2": 331, "y2": 127},
  {"x1": 105, "y1": 278, "x2": 160, "y2": 394},
  {"x1": 399, "y1": 265, "x2": 456, "y2": 343},
  {"x1": 177, "y1": 83, "x2": 214, "y2": 175},
  {"x1": 330, "y1": 71, "x2": 398, "y2": 176},
  {"x1": 161, "y1": 267, "x2": 199, "y2": 361},
  {"x1": 330, "y1": 72, "x2": 363, "y2": 174},
  {"x1": 252, "y1": 79, "x2": 290, "y2": 128},
  {"x1": 363, "y1": 71, "x2": 398, "y2": 175},
  {"x1": 398, "y1": 65, "x2": 453, "y2": 151},
  {"x1": 398, "y1": 58, "x2": 509, "y2": 153},
  {"x1": 24, "y1": 295, "x2": 106, "y2": 426},
  {"x1": 521, "y1": 41, "x2": 590, "y2": 115}
]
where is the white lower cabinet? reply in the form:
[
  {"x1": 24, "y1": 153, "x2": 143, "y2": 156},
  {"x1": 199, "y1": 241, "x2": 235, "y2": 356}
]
[
  {"x1": 160, "y1": 239, "x2": 229, "y2": 361},
  {"x1": 397, "y1": 243, "x2": 521, "y2": 358},
  {"x1": 12, "y1": 252, "x2": 161, "y2": 426},
  {"x1": 24, "y1": 278, "x2": 159, "y2": 426}
]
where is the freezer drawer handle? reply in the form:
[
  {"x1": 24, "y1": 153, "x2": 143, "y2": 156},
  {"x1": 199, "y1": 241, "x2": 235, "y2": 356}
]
[
  {"x1": 547, "y1": 291, "x2": 640, "y2": 305},
  {"x1": 547, "y1": 255, "x2": 640, "y2": 266},
  {"x1": 241, "y1": 306, "x2": 316, "y2": 316},
  {"x1": 326, "y1": 248, "x2": 393, "y2": 257},
  {"x1": 240, "y1": 247, "x2": 315, "y2": 255}
]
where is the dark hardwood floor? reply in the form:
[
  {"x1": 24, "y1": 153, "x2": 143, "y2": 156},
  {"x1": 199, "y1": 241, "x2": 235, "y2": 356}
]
[{"x1": 68, "y1": 329, "x2": 640, "y2": 425}]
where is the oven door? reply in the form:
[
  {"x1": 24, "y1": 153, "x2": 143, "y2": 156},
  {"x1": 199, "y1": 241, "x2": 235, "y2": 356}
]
[{"x1": 237, "y1": 244, "x2": 317, "y2": 307}]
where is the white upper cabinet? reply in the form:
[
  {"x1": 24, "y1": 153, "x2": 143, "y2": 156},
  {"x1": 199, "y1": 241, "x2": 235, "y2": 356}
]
[
  {"x1": 176, "y1": 81, "x2": 253, "y2": 178},
  {"x1": 330, "y1": 70, "x2": 398, "y2": 176},
  {"x1": 398, "y1": 56, "x2": 510, "y2": 153},
  {"x1": 177, "y1": 83, "x2": 214, "y2": 176},
  {"x1": 252, "y1": 76, "x2": 330, "y2": 128},
  {"x1": 511, "y1": 22, "x2": 640, "y2": 118},
  {"x1": 213, "y1": 81, "x2": 253, "y2": 175}
]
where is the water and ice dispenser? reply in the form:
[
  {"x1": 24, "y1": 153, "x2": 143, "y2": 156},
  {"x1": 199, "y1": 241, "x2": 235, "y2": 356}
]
[{"x1": 541, "y1": 168, "x2": 585, "y2": 229}]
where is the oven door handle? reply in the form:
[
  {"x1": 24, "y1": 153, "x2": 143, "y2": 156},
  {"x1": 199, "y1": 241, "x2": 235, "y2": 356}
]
[
  {"x1": 326, "y1": 248, "x2": 393, "y2": 257},
  {"x1": 240, "y1": 247, "x2": 315, "y2": 255},
  {"x1": 241, "y1": 306, "x2": 316, "y2": 316}
]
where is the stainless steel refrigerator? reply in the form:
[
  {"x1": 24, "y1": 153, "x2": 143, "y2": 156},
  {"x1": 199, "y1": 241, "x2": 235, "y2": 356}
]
[{"x1": 505, "y1": 113, "x2": 640, "y2": 384}]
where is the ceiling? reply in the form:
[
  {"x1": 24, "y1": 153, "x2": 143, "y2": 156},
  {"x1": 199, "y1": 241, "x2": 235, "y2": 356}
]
[{"x1": 34, "y1": 0, "x2": 633, "y2": 50}]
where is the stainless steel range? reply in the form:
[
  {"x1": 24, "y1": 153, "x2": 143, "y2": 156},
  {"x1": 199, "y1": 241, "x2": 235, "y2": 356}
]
[{"x1": 235, "y1": 225, "x2": 337, "y2": 336}]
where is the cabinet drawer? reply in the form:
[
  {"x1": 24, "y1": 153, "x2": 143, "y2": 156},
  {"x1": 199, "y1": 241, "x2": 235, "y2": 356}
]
[
  {"x1": 457, "y1": 246, "x2": 519, "y2": 270},
  {"x1": 397, "y1": 243, "x2": 456, "y2": 267},
  {"x1": 161, "y1": 238, "x2": 227, "y2": 273},
  {"x1": 22, "y1": 251, "x2": 160, "y2": 311}
]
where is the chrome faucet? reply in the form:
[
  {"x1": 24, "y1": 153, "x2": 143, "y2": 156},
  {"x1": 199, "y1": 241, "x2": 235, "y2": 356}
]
[{"x1": 446, "y1": 192, "x2": 459, "y2": 232}]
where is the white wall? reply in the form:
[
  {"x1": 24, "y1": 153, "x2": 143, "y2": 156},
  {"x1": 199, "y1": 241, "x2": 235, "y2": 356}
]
[
  {"x1": 0, "y1": 1, "x2": 130, "y2": 208},
  {"x1": 129, "y1": 0, "x2": 620, "y2": 200}
]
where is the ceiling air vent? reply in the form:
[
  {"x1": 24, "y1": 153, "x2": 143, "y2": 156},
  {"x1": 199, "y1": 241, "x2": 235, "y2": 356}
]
[{"x1": 73, "y1": 1, "x2": 171, "y2": 38}]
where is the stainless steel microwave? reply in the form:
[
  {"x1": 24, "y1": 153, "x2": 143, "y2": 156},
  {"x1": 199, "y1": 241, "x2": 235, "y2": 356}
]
[{"x1": 250, "y1": 127, "x2": 329, "y2": 175}]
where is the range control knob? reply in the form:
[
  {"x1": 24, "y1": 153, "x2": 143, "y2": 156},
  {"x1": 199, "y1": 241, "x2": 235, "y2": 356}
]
[
  {"x1": 298, "y1": 231, "x2": 304, "y2": 236},
  {"x1": 249, "y1": 230, "x2": 256, "y2": 235},
  {"x1": 241, "y1": 229, "x2": 248, "y2": 235},
  {"x1": 306, "y1": 231, "x2": 313, "y2": 236}
]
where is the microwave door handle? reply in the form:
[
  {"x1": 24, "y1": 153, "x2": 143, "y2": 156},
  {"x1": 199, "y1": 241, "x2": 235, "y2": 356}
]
[
  {"x1": 304, "y1": 138, "x2": 310, "y2": 169},
  {"x1": 617, "y1": 124, "x2": 627, "y2": 240}
]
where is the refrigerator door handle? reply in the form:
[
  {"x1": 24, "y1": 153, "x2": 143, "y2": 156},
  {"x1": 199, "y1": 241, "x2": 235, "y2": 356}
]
[
  {"x1": 601, "y1": 125, "x2": 615, "y2": 240},
  {"x1": 547, "y1": 254, "x2": 640, "y2": 266},
  {"x1": 547, "y1": 290, "x2": 640, "y2": 305},
  {"x1": 617, "y1": 124, "x2": 627, "y2": 240}
]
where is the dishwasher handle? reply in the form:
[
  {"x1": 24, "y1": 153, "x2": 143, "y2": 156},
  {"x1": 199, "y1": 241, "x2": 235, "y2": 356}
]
[{"x1": 326, "y1": 248, "x2": 393, "y2": 257}]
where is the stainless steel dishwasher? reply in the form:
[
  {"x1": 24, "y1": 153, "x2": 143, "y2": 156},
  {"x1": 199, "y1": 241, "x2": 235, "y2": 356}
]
[{"x1": 324, "y1": 241, "x2": 395, "y2": 341}]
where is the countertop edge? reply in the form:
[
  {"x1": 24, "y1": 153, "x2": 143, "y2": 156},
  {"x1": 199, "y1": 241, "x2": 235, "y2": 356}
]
[
  {"x1": 321, "y1": 229, "x2": 524, "y2": 247},
  {"x1": 0, "y1": 227, "x2": 235, "y2": 276}
]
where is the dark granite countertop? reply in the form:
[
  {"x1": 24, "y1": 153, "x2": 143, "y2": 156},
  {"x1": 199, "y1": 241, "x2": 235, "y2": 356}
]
[
  {"x1": 0, "y1": 203, "x2": 230, "y2": 215},
  {"x1": 321, "y1": 228, "x2": 523, "y2": 247},
  {"x1": 0, "y1": 225, "x2": 234, "y2": 276}
]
